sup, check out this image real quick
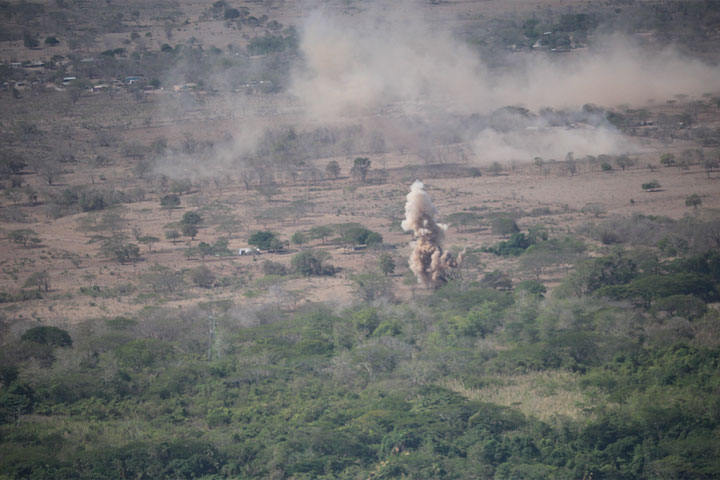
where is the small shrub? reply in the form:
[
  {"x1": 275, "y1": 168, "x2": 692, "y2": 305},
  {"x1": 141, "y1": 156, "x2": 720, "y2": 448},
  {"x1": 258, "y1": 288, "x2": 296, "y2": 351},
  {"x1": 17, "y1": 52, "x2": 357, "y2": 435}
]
[{"x1": 642, "y1": 180, "x2": 661, "y2": 191}]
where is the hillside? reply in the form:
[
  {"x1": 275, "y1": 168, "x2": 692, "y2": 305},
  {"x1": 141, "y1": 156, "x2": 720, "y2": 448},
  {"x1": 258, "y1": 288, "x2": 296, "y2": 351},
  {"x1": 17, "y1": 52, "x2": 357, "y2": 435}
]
[{"x1": 1, "y1": 0, "x2": 720, "y2": 478}]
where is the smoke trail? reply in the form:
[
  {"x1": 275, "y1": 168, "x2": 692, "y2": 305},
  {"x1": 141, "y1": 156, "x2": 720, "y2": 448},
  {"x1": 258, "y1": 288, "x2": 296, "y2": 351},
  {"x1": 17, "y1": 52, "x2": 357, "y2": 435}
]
[{"x1": 401, "y1": 181, "x2": 461, "y2": 289}]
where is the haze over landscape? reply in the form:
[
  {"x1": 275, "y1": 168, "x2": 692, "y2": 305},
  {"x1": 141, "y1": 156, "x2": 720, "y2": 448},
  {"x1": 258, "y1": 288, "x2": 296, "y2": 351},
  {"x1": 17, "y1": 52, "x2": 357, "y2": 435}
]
[{"x1": 1, "y1": 0, "x2": 720, "y2": 478}]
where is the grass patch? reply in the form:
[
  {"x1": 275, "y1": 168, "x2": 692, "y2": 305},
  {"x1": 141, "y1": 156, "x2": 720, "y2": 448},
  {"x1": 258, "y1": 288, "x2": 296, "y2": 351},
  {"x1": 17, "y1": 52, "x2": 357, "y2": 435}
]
[{"x1": 440, "y1": 370, "x2": 600, "y2": 422}]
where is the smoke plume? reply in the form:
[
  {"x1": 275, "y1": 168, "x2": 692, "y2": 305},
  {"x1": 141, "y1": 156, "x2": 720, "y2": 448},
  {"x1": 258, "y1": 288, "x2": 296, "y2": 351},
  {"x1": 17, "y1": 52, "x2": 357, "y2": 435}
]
[{"x1": 402, "y1": 181, "x2": 461, "y2": 289}]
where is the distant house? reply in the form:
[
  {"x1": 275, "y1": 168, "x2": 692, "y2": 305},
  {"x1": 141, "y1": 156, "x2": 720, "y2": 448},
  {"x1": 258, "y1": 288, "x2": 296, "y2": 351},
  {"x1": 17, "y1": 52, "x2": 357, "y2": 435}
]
[
  {"x1": 62, "y1": 76, "x2": 76, "y2": 85},
  {"x1": 125, "y1": 76, "x2": 142, "y2": 85},
  {"x1": 238, "y1": 248, "x2": 260, "y2": 256}
]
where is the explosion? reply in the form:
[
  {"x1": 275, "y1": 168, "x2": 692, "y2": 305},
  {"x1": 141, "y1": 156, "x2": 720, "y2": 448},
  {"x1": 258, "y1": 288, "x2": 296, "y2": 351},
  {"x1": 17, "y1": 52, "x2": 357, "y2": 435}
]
[{"x1": 401, "y1": 181, "x2": 461, "y2": 289}]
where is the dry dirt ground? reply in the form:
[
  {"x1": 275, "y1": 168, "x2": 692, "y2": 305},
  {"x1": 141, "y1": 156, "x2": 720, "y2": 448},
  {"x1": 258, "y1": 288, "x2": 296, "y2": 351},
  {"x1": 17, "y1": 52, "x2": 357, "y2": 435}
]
[
  {"x1": 1, "y1": 137, "x2": 717, "y2": 328},
  {"x1": 1, "y1": 0, "x2": 719, "y2": 330}
]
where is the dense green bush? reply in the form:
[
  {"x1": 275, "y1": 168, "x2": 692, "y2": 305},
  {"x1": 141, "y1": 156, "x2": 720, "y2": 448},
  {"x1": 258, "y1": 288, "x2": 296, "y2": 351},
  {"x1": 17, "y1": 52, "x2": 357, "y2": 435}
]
[
  {"x1": 291, "y1": 250, "x2": 335, "y2": 276},
  {"x1": 21, "y1": 326, "x2": 72, "y2": 348}
]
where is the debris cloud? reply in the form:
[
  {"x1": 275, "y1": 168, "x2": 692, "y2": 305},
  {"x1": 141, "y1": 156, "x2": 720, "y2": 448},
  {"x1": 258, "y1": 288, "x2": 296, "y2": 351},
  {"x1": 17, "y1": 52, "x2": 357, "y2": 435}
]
[{"x1": 402, "y1": 181, "x2": 461, "y2": 289}]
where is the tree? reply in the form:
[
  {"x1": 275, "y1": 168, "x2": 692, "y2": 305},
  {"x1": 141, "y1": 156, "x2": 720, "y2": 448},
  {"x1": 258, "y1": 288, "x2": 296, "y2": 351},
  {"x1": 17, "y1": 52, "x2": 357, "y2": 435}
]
[
  {"x1": 100, "y1": 236, "x2": 141, "y2": 264},
  {"x1": 248, "y1": 231, "x2": 282, "y2": 251},
  {"x1": 446, "y1": 212, "x2": 480, "y2": 232},
  {"x1": 182, "y1": 223, "x2": 199, "y2": 240},
  {"x1": 3, "y1": 188, "x2": 22, "y2": 206},
  {"x1": 309, "y1": 226, "x2": 333, "y2": 244},
  {"x1": 565, "y1": 153, "x2": 577, "y2": 175},
  {"x1": 255, "y1": 183, "x2": 280, "y2": 202},
  {"x1": 291, "y1": 250, "x2": 334, "y2": 276},
  {"x1": 491, "y1": 217, "x2": 519, "y2": 237},
  {"x1": 487, "y1": 162, "x2": 503, "y2": 176},
  {"x1": 165, "y1": 229, "x2": 180, "y2": 244},
  {"x1": 291, "y1": 231, "x2": 307, "y2": 246},
  {"x1": 703, "y1": 156, "x2": 719, "y2": 178},
  {"x1": 351, "y1": 272, "x2": 393, "y2": 302},
  {"x1": 138, "y1": 235, "x2": 159, "y2": 252},
  {"x1": 23, "y1": 31, "x2": 39, "y2": 48},
  {"x1": 224, "y1": 7, "x2": 240, "y2": 19},
  {"x1": 21, "y1": 326, "x2": 72, "y2": 348},
  {"x1": 195, "y1": 242, "x2": 214, "y2": 259},
  {"x1": 191, "y1": 266, "x2": 216, "y2": 288},
  {"x1": 615, "y1": 154, "x2": 634, "y2": 170},
  {"x1": 181, "y1": 211, "x2": 203, "y2": 226},
  {"x1": 686, "y1": 194, "x2": 702, "y2": 209},
  {"x1": 325, "y1": 160, "x2": 341, "y2": 179},
  {"x1": 7, "y1": 229, "x2": 40, "y2": 247},
  {"x1": 216, "y1": 218, "x2": 243, "y2": 239},
  {"x1": 350, "y1": 157, "x2": 371, "y2": 183},
  {"x1": 44, "y1": 36, "x2": 60, "y2": 46},
  {"x1": 160, "y1": 194, "x2": 181, "y2": 209},
  {"x1": 660, "y1": 153, "x2": 676, "y2": 167},
  {"x1": 340, "y1": 226, "x2": 382, "y2": 247},
  {"x1": 40, "y1": 162, "x2": 62, "y2": 185},
  {"x1": 378, "y1": 253, "x2": 396, "y2": 276},
  {"x1": 24, "y1": 270, "x2": 50, "y2": 292}
]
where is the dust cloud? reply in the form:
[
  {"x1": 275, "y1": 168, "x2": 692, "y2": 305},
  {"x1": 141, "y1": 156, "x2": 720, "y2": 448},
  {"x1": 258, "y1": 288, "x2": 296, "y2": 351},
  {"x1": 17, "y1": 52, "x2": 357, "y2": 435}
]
[
  {"x1": 402, "y1": 181, "x2": 461, "y2": 289},
  {"x1": 153, "y1": 2, "x2": 720, "y2": 178},
  {"x1": 290, "y1": 5, "x2": 720, "y2": 163}
]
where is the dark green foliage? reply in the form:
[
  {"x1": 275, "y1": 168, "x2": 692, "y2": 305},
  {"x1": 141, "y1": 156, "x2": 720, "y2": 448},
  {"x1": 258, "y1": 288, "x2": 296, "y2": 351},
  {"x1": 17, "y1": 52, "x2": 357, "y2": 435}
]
[
  {"x1": 291, "y1": 250, "x2": 334, "y2": 276},
  {"x1": 480, "y1": 270, "x2": 513, "y2": 291},
  {"x1": 160, "y1": 194, "x2": 180, "y2": 209},
  {"x1": 652, "y1": 295, "x2": 707, "y2": 320},
  {"x1": 247, "y1": 34, "x2": 286, "y2": 55},
  {"x1": 3, "y1": 180, "x2": 720, "y2": 480},
  {"x1": 190, "y1": 265, "x2": 215, "y2": 288},
  {"x1": 491, "y1": 217, "x2": 520, "y2": 236},
  {"x1": 114, "y1": 339, "x2": 175, "y2": 371},
  {"x1": 484, "y1": 232, "x2": 534, "y2": 256},
  {"x1": 181, "y1": 210, "x2": 202, "y2": 225},
  {"x1": 0, "y1": 290, "x2": 43, "y2": 303},
  {"x1": 181, "y1": 223, "x2": 198, "y2": 239},
  {"x1": 248, "y1": 230, "x2": 283, "y2": 251},
  {"x1": 516, "y1": 280, "x2": 547, "y2": 296},
  {"x1": 569, "y1": 251, "x2": 639, "y2": 295},
  {"x1": 262, "y1": 260, "x2": 287, "y2": 276},
  {"x1": 642, "y1": 180, "x2": 661, "y2": 191},
  {"x1": 100, "y1": 237, "x2": 140, "y2": 264},
  {"x1": 340, "y1": 225, "x2": 383, "y2": 246},
  {"x1": 350, "y1": 157, "x2": 371, "y2": 182},
  {"x1": 600, "y1": 272, "x2": 719, "y2": 304},
  {"x1": 21, "y1": 326, "x2": 72, "y2": 348},
  {"x1": 378, "y1": 253, "x2": 395, "y2": 276},
  {"x1": 23, "y1": 31, "x2": 39, "y2": 48}
]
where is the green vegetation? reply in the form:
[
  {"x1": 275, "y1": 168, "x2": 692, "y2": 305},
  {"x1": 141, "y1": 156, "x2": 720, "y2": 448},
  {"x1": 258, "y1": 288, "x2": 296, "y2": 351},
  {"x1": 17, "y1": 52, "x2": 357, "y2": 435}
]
[
  {"x1": 248, "y1": 230, "x2": 283, "y2": 251},
  {"x1": 642, "y1": 180, "x2": 662, "y2": 191},
  {"x1": 2, "y1": 1, "x2": 720, "y2": 478},
  {"x1": 2, "y1": 247, "x2": 718, "y2": 478},
  {"x1": 291, "y1": 250, "x2": 335, "y2": 276}
]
